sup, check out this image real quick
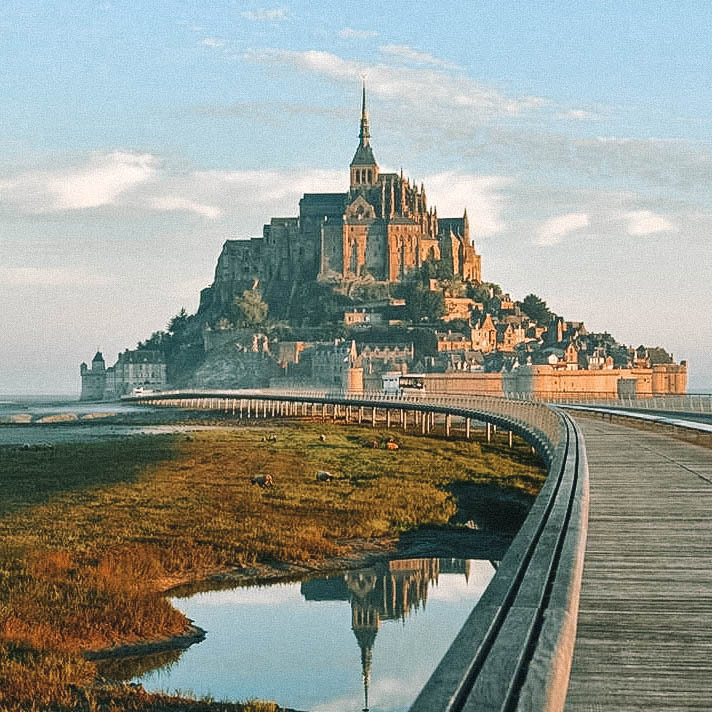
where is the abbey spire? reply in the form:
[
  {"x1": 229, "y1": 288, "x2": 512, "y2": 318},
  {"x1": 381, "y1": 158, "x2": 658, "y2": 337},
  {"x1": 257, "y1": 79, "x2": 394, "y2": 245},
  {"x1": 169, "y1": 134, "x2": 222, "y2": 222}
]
[
  {"x1": 359, "y1": 82, "x2": 370, "y2": 144},
  {"x1": 350, "y1": 81, "x2": 379, "y2": 189}
]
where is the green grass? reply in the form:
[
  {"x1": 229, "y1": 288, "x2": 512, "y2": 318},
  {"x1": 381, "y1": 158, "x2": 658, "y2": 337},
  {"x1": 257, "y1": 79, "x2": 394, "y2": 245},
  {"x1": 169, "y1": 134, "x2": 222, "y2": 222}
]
[{"x1": 0, "y1": 420, "x2": 545, "y2": 710}]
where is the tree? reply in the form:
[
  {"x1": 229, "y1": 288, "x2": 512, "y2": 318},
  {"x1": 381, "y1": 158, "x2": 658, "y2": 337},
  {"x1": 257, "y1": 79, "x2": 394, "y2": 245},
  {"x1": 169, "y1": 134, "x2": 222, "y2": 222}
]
[
  {"x1": 231, "y1": 290, "x2": 269, "y2": 328},
  {"x1": 467, "y1": 281, "x2": 503, "y2": 303},
  {"x1": 521, "y1": 294, "x2": 552, "y2": 324},
  {"x1": 402, "y1": 283, "x2": 445, "y2": 323},
  {"x1": 167, "y1": 307, "x2": 190, "y2": 335}
]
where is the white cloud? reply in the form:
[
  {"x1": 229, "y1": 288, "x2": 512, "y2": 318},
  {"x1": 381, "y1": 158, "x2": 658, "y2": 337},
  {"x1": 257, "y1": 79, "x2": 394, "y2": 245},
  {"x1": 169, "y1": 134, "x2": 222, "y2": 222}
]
[
  {"x1": 152, "y1": 196, "x2": 222, "y2": 219},
  {"x1": 243, "y1": 49, "x2": 547, "y2": 118},
  {"x1": 47, "y1": 151, "x2": 157, "y2": 210},
  {"x1": 338, "y1": 27, "x2": 378, "y2": 39},
  {"x1": 380, "y1": 43, "x2": 459, "y2": 70},
  {"x1": 241, "y1": 7, "x2": 288, "y2": 21},
  {"x1": 535, "y1": 212, "x2": 589, "y2": 246},
  {"x1": 0, "y1": 267, "x2": 107, "y2": 287},
  {"x1": 0, "y1": 151, "x2": 158, "y2": 213},
  {"x1": 201, "y1": 37, "x2": 226, "y2": 49},
  {"x1": 624, "y1": 209, "x2": 677, "y2": 236},
  {"x1": 423, "y1": 172, "x2": 513, "y2": 238},
  {"x1": 554, "y1": 109, "x2": 599, "y2": 121}
]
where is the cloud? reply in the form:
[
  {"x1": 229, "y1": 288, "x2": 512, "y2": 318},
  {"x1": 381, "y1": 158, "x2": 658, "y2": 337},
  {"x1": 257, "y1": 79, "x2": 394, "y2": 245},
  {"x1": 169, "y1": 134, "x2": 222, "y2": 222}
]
[
  {"x1": 0, "y1": 154, "x2": 346, "y2": 229},
  {"x1": 241, "y1": 7, "x2": 288, "y2": 21},
  {"x1": 338, "y1": 27, "x2": 378, "y2": 39},
  {"x1": 0, "y1": 267, "x2": 107, "y2": 287},
  {"x1": 423, "y1": 172, "x2": 513, "y2": 238},
  {"x1": 624, "y1": 209, "x2": 677, "y2": 236},
  {"x1": 48, "y1": 152, "x2": 157, "y2": 210},
  {"x1": 0, "y1": 151, "x2": 158, "y2": 213},
  {"x1": 535, "y1": 212, "x2": 589, "y2": 246},
  {"x1": 554, "y1": 109, "x2": 599, "y2": 121},
  {"x1": 242, "y1": 49, "x2": 547, "y2": 118},
  {"x1": 198, "y1": 168, "x2": 345, "y2": 207},
  {"x1": 380, "y1": 43, "x2": 459, "y2": 70},
  {"x1": 201, "y1": 37, "x2": 226, "y2": 49},
  {"x1": 152, "y1": 196, "x2": 222, "y2": 219}
]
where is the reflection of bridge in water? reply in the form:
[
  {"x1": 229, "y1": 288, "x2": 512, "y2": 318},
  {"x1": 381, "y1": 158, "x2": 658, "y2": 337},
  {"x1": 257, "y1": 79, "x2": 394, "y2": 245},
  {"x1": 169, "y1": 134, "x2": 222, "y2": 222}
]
[{"x1": 301, "y1": 558, "x2": 476, "y2": 711}]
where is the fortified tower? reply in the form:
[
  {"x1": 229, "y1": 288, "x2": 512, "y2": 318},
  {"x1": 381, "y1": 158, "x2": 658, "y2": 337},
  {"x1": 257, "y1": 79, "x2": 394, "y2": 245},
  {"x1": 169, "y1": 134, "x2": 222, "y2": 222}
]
[{"x1": 79, "y1": 351, "x2": 106, "y2": 400}]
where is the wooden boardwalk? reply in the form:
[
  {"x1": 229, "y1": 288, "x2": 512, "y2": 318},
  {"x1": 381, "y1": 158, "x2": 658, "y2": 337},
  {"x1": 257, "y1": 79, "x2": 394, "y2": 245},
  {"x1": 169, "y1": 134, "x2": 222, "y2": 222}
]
[{"x1": 566, "y1": 417, "x2": 712, "y2": 711}]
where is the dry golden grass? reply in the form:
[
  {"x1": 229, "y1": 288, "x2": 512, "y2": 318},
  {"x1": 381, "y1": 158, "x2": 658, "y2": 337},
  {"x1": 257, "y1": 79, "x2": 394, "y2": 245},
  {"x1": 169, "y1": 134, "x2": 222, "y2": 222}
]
[{"x1": 0, "y1": 420, "x2": 544, "y2": 710}]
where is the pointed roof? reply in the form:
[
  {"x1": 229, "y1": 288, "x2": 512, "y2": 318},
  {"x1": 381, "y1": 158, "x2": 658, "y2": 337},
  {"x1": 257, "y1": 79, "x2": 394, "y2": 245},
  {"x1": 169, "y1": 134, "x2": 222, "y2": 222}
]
[
  {"x1": 359, "y1": 82, "x2": 370, "y2": 144},
  {"x1": 351, "y1": 82, "x2": 377, "y2": 167}
]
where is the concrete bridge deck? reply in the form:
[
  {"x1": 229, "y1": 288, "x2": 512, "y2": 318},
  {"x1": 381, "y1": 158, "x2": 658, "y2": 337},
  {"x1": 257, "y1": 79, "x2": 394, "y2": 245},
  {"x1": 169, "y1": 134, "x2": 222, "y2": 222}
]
[{"x1": 565, "y1": 417, "x2": 712, "y2": 710}]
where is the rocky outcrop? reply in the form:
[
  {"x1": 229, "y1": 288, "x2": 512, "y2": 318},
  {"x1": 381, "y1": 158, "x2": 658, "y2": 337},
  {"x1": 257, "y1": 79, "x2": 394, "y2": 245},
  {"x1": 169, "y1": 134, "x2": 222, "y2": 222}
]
[{"x1": 189, "y1": 343, "x2": 283, "y2": 388}]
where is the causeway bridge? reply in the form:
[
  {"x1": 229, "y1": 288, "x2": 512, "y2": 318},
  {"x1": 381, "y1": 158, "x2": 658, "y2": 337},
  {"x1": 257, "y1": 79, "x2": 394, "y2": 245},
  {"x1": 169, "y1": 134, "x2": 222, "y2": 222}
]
[{"x1": 126, "y1": 389, "x2": 712, "y2": 711}]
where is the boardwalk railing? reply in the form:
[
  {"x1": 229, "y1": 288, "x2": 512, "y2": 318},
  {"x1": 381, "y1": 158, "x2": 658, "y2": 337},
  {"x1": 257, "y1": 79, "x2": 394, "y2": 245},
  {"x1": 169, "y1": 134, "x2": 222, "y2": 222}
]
[{"x1": 126, "y1": 389, "x2": 589, "y2": 712}]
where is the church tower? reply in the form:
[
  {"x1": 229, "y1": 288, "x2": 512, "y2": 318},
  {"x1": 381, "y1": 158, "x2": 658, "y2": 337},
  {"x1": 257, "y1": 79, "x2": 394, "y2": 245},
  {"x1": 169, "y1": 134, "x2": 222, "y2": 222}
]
[{"x1": 350, "y1": 83, "x2": 379, "y2": 190}]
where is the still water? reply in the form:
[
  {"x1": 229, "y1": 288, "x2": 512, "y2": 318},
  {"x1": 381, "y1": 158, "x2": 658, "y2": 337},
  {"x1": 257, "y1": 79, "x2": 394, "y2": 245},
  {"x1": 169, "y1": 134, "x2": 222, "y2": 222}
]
[{"x1": 132, "y1": 558, "x2": 495, "y2": 712}]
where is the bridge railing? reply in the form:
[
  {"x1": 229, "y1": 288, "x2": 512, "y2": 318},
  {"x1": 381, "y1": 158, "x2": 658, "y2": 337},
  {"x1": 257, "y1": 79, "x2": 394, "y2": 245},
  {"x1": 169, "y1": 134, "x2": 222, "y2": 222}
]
[{"x1": 126, "y1": 389, "x2": 588, "y2": 712}]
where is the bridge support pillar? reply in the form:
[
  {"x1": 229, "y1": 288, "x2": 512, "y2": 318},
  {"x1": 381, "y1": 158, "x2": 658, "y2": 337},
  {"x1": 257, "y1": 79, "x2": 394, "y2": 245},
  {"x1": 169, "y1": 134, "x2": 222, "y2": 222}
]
[
  {"x1": 509, "y1": 430, "x2": 513, "y2": 448},
  {"x1": 372, "y1": 407, "x2": 377, "y2": 427},
  {"x1": 386, "y1": 409, "x2": 391, "y2": 428},
  {"x1": 421, "y1": 412, "x2": 426, "y2": 435},
  {"x1": 487, "y1": 422, "x2": 492, "y2": 443},
  {"x1": 466, "y1": 417, "x2": 471, "y2": 439},
  {"x1": 358, "y1": 407, "x2": 363, "y2": 424},
  {"x1": 333, "y1": 404, "x2": 338, "y2": 422},
  {"x1": 445, "y1": 413, "x2": 451, "y2": 437}
]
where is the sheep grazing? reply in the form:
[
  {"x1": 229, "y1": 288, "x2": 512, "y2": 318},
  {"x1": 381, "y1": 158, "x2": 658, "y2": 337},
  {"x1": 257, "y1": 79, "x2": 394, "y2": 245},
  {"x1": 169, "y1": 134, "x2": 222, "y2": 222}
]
[
  {"x1": 315, "y1": 470, "x2": 335, "y2": 482},
  {"x1": 251, "y1": 474, "x2": 274, "y2": 488},
  {"x1": 267, "y1": 434, "x2": 277, "y2": 442},
  {"x1": 319, "y1": 434, "x2": 326, "y2": 442}
]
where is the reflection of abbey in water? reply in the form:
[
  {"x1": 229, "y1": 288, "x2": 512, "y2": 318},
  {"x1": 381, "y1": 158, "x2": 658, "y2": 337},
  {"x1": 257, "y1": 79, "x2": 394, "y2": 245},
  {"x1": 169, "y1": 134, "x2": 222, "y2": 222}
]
[{"x1": 300, "y1": 558, "x2": 472, "y2": 711}]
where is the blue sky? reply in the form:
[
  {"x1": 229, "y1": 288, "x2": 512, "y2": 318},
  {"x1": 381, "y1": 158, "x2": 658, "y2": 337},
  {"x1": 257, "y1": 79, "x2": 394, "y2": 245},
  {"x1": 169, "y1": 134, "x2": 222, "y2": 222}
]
[{"x1": 1, "y1": 1, "x2": 711, "y2": 393}]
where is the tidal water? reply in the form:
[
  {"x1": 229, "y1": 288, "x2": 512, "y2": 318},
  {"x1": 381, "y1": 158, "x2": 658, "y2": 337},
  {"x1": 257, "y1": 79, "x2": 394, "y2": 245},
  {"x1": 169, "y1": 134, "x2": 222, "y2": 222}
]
[
  {"x1": 0, "y1": 395, "x2": 140, "y2": 417},
  {"x1": 0, "y1": 396, "x2": 170, "y2": 445},
  {"x1": 129, "y1": 558, "x2": 495, "y2": 712}
]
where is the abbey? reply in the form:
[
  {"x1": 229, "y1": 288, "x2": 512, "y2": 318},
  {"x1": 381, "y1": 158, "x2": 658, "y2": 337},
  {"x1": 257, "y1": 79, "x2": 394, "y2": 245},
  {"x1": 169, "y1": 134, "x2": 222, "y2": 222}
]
[{"x1": 205, "y1": 85, "x2": 481, "y2": 309}]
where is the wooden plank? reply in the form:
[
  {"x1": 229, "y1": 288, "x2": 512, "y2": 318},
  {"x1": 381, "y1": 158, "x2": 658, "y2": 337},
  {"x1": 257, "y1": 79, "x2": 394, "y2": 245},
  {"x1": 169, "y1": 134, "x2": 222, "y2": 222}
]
[{"x1": 565, "y1": 419, "x2": 712, "y2": 710}]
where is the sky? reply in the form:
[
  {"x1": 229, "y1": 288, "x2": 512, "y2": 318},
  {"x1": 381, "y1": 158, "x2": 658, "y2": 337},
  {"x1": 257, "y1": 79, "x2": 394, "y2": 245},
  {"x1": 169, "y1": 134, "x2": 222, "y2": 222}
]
[{"x1": 1, "y1": 0, "x2": 711, "y2": 395}]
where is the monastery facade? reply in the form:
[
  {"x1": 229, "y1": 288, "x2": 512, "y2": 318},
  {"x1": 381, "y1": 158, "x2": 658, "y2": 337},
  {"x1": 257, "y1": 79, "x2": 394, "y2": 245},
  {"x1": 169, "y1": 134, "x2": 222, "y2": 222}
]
[{"x1": 205, "y1": 85, "x2": 480, "y2": 311}]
